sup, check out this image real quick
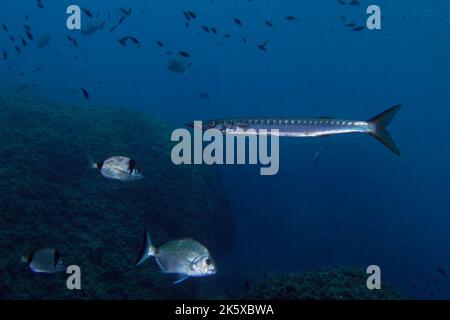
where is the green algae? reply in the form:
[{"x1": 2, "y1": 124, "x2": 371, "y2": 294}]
[{"x1": 0, "y1": 94, "x2": 235, "y2": 299}]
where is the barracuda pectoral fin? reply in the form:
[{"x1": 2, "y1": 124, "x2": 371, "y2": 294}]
[{"x1": 368, "y1": 104, "x2": 401, "y2": 156}]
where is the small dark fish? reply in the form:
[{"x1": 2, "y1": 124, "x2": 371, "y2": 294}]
[
  {"x1": 345, "y1": 22, "x2": 356, "y2": 27},
  {"x1": 19, "y1": 71, "x2": 27, "y2": 76},
  {"x1": 265, "y1": 20, "x2": 273, "y2": 28},
  {"x1": 16, "y1": 85, "x2": 28, "y2": 93},
  {"x1": 224, "y1": 33, "x2": 231, "y2": 38},
  {"x1": 185, "y1": 21, "x2": 189, "y2": 28},
  {"x1": 24, "y1": 24, "x2": 32, "y2": 31},
  {"x1": 183, "y1": 11, "x2": 191, "y2": 21},
  {"x1": 244, "y1": 281, "x2": 251, "y2": 291},
  {"x1": 243, "y1": 37, "x2": 247, "y2": 43},
  {"x1": 352, "y1": 26, "x2": 365, "y2": 31},
  {"x1": 15, "y1": 46, "x2": 21, "y2": 54},
  {"x1": 187, "y1": 11, "x2": 197, "y2": 19},
  {"x1": 81, "y1": 88, "x2": 90, "y2": 99},
  {"x1": 437, "y1": 267, "x2": 447, "y2": 277},
  {"x1": 156, "y1": 40, "x2": 164, "y2": 48},
  {"x1": 340, "y1": 16, "x2": 346, "y2": 22},
  {"x1": 3, "y1": 49, "x2": 7, "y2": 60},
  {"x1": 9, "y1": 36, "x2": 15, "y2": 42},
  {"x1": 257, "y1": 39, "x2": 269, "y2": 51},
  {"x1": 167, "y1": 57, "x2": 192, "y2": 74},
  {"x1": 349, "y1": 0, "x2": 360, "y2": 6},
  {"x1": 285, "y1": 16, "x2": 297, "y2": 21},
  {"x1": 118, "y1": 16, "x2": 126, "y2": 24},
  {"x1": 25, "y1": 15, "x2": 29, "y2": 21},
  {"x1": 72, "y1": 37, "x2": 78, "y2": 46},
  {"x1": 411, "y1": 283, "x2": 417, "y2": 289},
  {"x1": 2, "y1": 23, "x2": 7, "y2": 32},
  {"x1": 201, "y1": 26, "x2": 210, "y2": 33},
  {"x1": 26, "y1": 30, "x2": 34, "y2": 40},
  {"x1": 109, "y1": 24, "x2": 117, "y2": 32},
  {"x1": 37, "y1": 33, "x2": 51, "y2": 48},
  {"x1": 82, "y1": 8, "x2": 93, "y2": 18},
  {"x1": 37, "y1": 0, "x2": 44, "y2": 9},
  {"x1": 129, "y1": 36, "x2": 140, "y2": 46},
  {"x1": 21, "y1": 37, "x2": 27, "y2": 46},
  {"x1": 119, "y1": 8, "x2": 131, "y2": 17},
  {"x1": 211, "y1": 27, "x2": 217, "y2": 34},
  {"x1": 178, "y1": 51, "x2": 190, "y2": 58},
  {"x1": 233, "y1": 18, "x2": 243, "y2": 26},
  {"x1": 338, "y1": 0, "x2": 346, "y2": 5}
]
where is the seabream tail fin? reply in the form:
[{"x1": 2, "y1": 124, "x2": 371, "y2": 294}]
[{"x1": 136, "y1": 231, "x2": 156, "y2": 266}]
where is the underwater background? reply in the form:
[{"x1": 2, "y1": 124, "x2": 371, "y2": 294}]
[{"x1": 0, "y1": 0, "x2": 449, "y2": 299}]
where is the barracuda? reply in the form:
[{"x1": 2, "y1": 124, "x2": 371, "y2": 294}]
[{"x1": 190, "y1": 104, "x2": 401, "y2": 155}]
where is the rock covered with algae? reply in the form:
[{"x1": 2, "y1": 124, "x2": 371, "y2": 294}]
[
  {"x1": 0, "y1": 94, "x2": 235, "y2": 299},
  {"x1": 243, "y1": 267, "x2": 403, "y2": 300}
]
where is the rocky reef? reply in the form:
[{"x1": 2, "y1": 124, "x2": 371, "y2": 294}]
[
  {"x1": 243, "y1": 267, "x2": 402, "y2": 300},
  {"x1": 0, "y1": 94, "x2": 235, "y2": 299}
]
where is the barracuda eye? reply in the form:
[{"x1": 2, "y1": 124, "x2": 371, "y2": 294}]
[
  {"x1": 208, "y1": 120, "x2": 215, "y2": 128},
  {"x1": 205, "y1": 258, "x2": 212, "y2": 266}
]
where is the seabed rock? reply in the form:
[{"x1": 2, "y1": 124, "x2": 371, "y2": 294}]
[{"x1": 0, "y1": 94, "x2": 235, "y2": 299}]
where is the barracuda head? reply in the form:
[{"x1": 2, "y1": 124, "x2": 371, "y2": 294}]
[{"x1": 185, "y1": 120, "x2": 226, "y2": 131}]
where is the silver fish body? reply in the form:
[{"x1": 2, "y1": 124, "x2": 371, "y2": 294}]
[
  {"x1": 194, "y1": 105, "x2": 401, "y2": 155},
  {"x1": 136, "y1": 232, "x2": 216, "y2": 284},
  {"x1": 94, "y1": 156, "x2": 144, "y2": 181},
  {"x1": 167, "y1": 57, "x2": 192, "y2": 74}
]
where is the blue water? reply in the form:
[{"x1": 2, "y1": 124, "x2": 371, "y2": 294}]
[{"x1": 1, "y1": 0, "x2": 450, "y2": 299}]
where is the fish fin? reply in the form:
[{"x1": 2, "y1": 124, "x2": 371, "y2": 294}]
[
  {"x1": 317, "y1": 116, "x2": 334, "y2": 119},
  {"x1": 136, "y1": 231, "x2": 156, "y2": 266},
  {"x1": 173, "y1": 274, "x2": 189, "y2": 284},
  {"x1": 155, "y1": 258, "x2": 167, "y2": 272},
  {"x1": 87, "y1": 155, "x2": 99, "y2": 169},
  {"x1": 368, "y1": 104, "x2": 401, "y2": 156}
]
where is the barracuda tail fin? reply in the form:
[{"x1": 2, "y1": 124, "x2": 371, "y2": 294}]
[{"x1": 368, "y1": 104, "x2": 401, "y2": 156}]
